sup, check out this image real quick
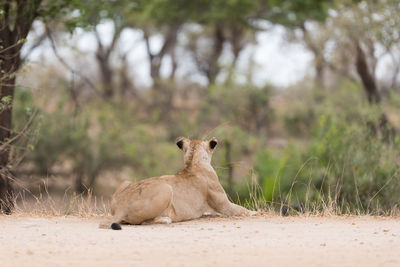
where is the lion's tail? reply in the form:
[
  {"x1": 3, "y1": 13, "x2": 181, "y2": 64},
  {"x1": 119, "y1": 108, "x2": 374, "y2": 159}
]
[
  {"x1": 98, "y1": 221, "x2": 122, "y2": 230},
  {"x1": 111, "y1": 222, "x2": 122, "y2": 230}
]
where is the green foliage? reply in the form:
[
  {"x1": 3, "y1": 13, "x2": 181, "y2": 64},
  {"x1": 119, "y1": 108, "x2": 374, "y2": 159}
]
[
  {"x1": 69, "y1": 0, "x2": 134, "y2": 30},
  {"x1": 255, "y1": 143, "x2": 302, "y2": 202},
  {"x1": 0, "y1": 96, "x2": 12, "y2": 112},
  {"x1": 137, "y1": 0, "x2": 262, "y2": 26},
  {"x1": 7, "y1": 0, "x2": 400, "y2": 217},
  {"x1": 266, "y1": 0, "x2": 333, "y2": 27},
  {"x1": 255, "y1": 86, "x2": 400, "y2": 214},
  {"x1": 200, "y1": 84, "x2": 272, "y2": 136},
  {"x1": 12, "y1": 76, "x2": 274, "y2": 195},
  {"x1": 12, "y1": 85, "x2": 185, "y2": 190}
]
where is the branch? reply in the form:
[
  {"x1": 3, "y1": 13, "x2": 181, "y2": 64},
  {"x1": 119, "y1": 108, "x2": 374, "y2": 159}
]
[
  {"x1": 46, "y1": 27, "x2": 101, "y2": 97},
  {"x1": 0, "y1": 110, "x2": 37, "y2": 152},
  {"x1": 106, "y1": 23, "x2": 124, "y2": 57},
  {"x1": 142, "y1": 28, "x2": 154, "y2": 60},
  {"x1": 94, "y1": 26, "x2": 104, "y2": 51},
  {"x1": 158, "y1": 24, "x2": 180, "y2": 58},
  {"x1": 15, "y1": 0, "x2": 42, "y2": 41},
  {"x1": 21, "y1": 29, "x2": 47, "y2": 63}
]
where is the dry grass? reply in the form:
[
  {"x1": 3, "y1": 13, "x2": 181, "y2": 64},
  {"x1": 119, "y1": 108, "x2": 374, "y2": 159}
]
[
  {"x1": 8, "y1": 179, "x2": 110, "y2": 217},
  {"x1": 239, "y1": 169, "x2": 400, "y2": 218},
  {"x1": 4, "y1": 166, "x2": 400, "y2": 218}
]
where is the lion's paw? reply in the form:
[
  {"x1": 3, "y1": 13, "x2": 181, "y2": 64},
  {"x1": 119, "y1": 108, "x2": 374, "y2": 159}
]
[
  {"x1": 160, "y1": 217, "x2": 172, "y2": 224},
  {"x1": 249, "y1": 210, "x2": 259, "y2": 216},
  {"x1": 154, "y1": 216, "x2": 172, "y2": 224}
]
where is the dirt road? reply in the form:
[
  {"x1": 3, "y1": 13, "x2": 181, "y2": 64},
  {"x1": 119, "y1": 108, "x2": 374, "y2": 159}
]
[{"x1": 1, "y1": 215, "x2": 399, "y2": 266}]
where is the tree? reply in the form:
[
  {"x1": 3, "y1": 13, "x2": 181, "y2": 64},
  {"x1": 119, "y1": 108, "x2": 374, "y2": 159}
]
[
  {"x1": 333, "y1": 0, "x2": 400, "y2": 139},
  {"x1": 134, "y1": 0, "x2": 189, "y2": 88},
  {"x1": 265, "y1": 0, "x2": 333, "y2": 87},
  {"x1": 131, "y1": 0, "x2": 262, "y2": 87},
  {"x1": 185, "y1": 0, "x2": 262, "y2": 85},
  {"x1": 272, "y1": 0, "x2": 399, "y2": 138},
  {"x1": 75, "y1": 0, "x2": 134, "y2": 98},
  {"x1": 0, "y1": 0, "x2": 42, "y2": 213},
  {"x1": 0, "y1": 0, "x2": 78, "y2": 213},
  {"x1": 338, "y1": 0, "x2": 400, "y2": 104}
]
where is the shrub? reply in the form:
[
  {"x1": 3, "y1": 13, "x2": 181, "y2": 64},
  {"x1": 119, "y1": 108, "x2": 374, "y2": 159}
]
[{"x1": 255, "y1": 85, "x2": 400, "y2": 214}]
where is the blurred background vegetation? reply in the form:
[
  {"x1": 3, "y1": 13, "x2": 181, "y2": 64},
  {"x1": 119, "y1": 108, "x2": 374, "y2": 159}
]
[{"x1": 1, "y1": 0, "x2": 400, "y2": 215}]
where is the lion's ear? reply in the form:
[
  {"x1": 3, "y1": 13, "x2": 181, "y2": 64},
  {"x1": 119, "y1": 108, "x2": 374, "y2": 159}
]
[
  {"x1": 176, "y1": 137, "x2": 186, "y2": 150},
  {"x1": 209, "y1": 137, "x2": 218, "y2": 150}
]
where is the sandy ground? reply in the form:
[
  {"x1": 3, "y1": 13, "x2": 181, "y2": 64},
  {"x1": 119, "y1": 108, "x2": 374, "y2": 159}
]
[{"x1": 0, "y1": 215, "x2": 399, "y2": 267}]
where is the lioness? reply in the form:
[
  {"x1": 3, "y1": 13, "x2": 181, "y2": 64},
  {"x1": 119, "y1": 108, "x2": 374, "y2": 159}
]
[{"x1": 109, "y1": 137, "x2": 252, "y2": 230}]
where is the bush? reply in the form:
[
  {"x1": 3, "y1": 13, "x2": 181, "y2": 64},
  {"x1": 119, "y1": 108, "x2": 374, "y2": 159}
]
[{"x1": 255, "y1": 85, "x2": 400, "y2": 214}]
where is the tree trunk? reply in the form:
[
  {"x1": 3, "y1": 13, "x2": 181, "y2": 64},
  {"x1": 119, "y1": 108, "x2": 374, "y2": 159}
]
[
  {"x1": 150, "y1": 56, "x2": 162, "y2": 88},
  {"x1": 225, "y1": 50, "x2": 240, "y2": 85},
  {"x1": 74, "y1": 168, "x2": 86, "y2": 194},
  {"x1": 169, "y1": 49, "x2": 178, "y2": 81},
  {"x1": 0, "y1": 29, "x2": 21, "y2": 213},
  {"x1": 143, "y1": 25, "x2": 179, "y2": 89},
  {"x1": 225, "y1": 140, "x2": 234, "y2": 199},
  {"x1": 300, "y1": 25, "x2": 325, "y2": 89},
  {"x1": 0, "y1": 0, "x2": 41, "y2": 213},
  {"x1": 143, "y1": 26, "x2": 179, "y2": 115},
  {"x1": 225, "y1": 25, "x2": 245, "y2": 85},
  {"x1": 0, "y1": 79, "x2": 15, "y2": 213},
  {"x1": 0, "y1": 67, "x2": 18, "y2": 213},
  {"x1": 119, "y1": 56, "x2": 136, "y2": 97},
  {"x1": 96, "y1": 53, "x2": 114, "y2": 98},
  {"x1": 315, "y1": 54, "x2": 325, "y2": 88},
  {"x1": 355, "y1": 41, "x2": 396, "y2": 141},
  {"x1": 355, "y1": 42, "x2": 381, "y2": 104},
  {"x1": 206, "y1": 25, "x2": 225, "y2": 85},
  {"x1": 94, "y1": 25, "x2": 125, "y2": 99}
]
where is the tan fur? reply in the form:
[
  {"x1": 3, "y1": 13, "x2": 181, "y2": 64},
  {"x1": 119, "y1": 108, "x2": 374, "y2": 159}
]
[{"x1": 110, "y1": 137, "x2": 252, "y2": 225}]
